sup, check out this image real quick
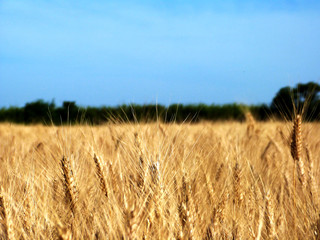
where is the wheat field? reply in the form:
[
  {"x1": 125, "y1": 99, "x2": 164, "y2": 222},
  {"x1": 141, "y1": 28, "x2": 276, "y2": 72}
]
[{"x1": 0, "y1": 118, "x2": 319, "y2": 239}]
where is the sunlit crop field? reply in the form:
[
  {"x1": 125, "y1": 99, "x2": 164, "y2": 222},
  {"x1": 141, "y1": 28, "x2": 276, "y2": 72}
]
[{"x1": 0, "y1": 120, "x2": 319, "y2": 239}]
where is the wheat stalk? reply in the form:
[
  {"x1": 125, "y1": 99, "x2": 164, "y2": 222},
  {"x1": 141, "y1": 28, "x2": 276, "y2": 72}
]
[
  {"x1": 233, "y1": 162, "x2": 243, "y2": 206},
  {"x1": 246, "y1": 112, "x2": 256, "y2": 137}
]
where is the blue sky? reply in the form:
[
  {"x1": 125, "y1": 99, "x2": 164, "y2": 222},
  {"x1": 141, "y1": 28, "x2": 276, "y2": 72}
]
[{"x1": 1, "y1": 0, "x2": 320, "y2": 107}]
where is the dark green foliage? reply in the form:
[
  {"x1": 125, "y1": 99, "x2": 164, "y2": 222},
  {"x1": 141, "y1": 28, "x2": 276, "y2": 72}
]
[
  {"x1": 23, "y1": 99, "x2": 55, "y2": 123},
  {"x1": 0, "y1": 82, "x2": 319, "y2": 124},
  {"x1": 250, "y1": 104, "x2": 271, "y2": 121},
  {"x1": 0, "y1": 101, "x2": 254, "y2": 124},
  {"x1": 0, "y1": 107, "x2": 24, "y2": 123},
  {"x1": 270, "y1": 82, "x2": 320, "y2": 120}
]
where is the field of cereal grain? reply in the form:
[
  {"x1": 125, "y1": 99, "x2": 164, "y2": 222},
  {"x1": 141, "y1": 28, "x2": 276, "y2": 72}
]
[{"x1": 0, "y1": 119, "x2": 319, "y2": 239}]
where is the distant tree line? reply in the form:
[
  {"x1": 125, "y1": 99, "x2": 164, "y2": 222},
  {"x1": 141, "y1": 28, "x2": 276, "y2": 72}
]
[{"x1": 0, "y1": 82, "x2": 319, "y2": 124}]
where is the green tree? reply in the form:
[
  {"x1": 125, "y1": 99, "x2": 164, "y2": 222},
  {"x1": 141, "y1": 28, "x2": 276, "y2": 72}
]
[
  {"x1": 24, "y1": 99, "x2": 54, "y2": 123},
  {"x1": 271, "y1": 82, "x2": 320, "y2": 120}
]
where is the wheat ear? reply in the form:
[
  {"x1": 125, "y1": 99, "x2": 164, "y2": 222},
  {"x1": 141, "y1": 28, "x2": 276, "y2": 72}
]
[
  {"x1": 246, "y1": 112, "x2": 256, "y2": 137},
  {"x1": 290, "y1": 115, "x2": 306, "y2": 186},
  {"x1": 60, "y1": 156, "x2": 79, "y2": 215},
  {"x1": 305, "y1": 145, "x2": 318, "y2": 206},
  {"x1": 134, "y1": 132, "x2": 145, "y2": 189},
  {"x1": 23, "y1": 184, "x2": 32, "y2": 235},
  {"x1": 265, "y1": 190, "x2": 276, "y2": 240},
  {"x1": 177, "y1": 175, "x2": 195, "y2": 239},
  {"x1": 57, "y1": 223, "x2": 72, "y2": 240},
  {"x1": 233, "y1": 162, "x2": 243, "y2": 206},
  {"x1": 0, "y1": 187, "x2": 14, "y2": 240},
  {"x1": 93, "y1": 154, "x2": 108, "y2": 198}
]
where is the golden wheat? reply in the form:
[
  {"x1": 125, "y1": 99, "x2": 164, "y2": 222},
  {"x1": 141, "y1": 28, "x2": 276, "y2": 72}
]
[{"x1": 0, "y1": 121, "x2": 319, "y2": 239}]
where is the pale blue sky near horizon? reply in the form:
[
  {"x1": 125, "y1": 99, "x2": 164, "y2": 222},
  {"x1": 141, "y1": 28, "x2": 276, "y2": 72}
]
[{"x1": 1, "y1": 0, "x2": 320, "y2": 108}]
